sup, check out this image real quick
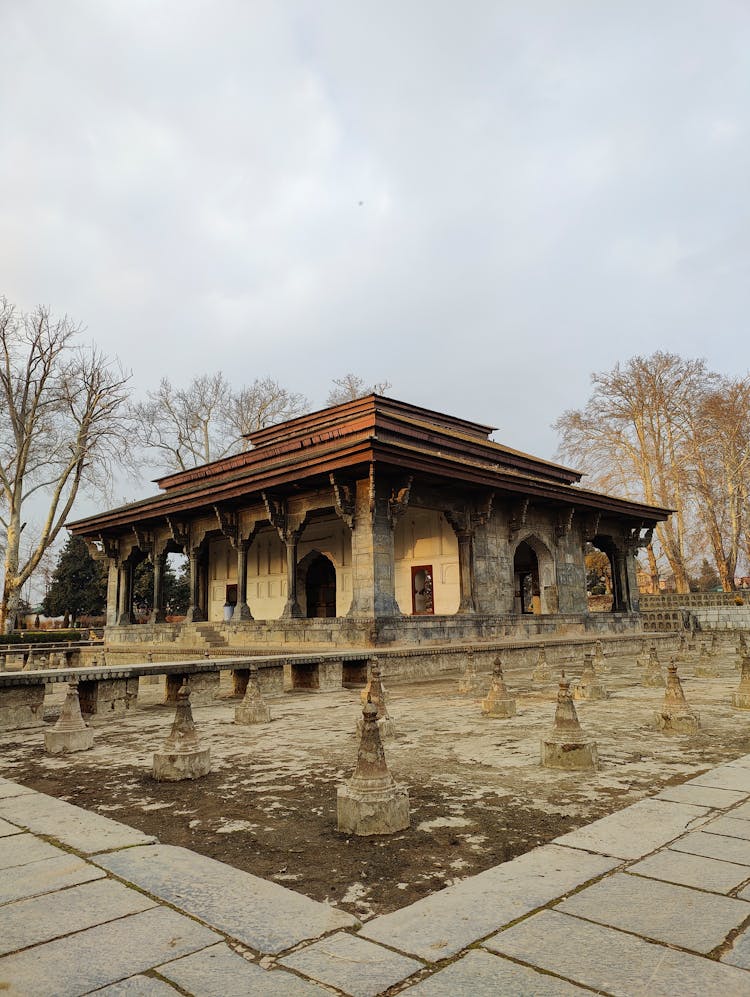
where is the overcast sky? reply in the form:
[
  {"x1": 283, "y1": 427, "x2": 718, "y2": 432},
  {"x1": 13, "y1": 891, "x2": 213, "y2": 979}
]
[{"x1": 2, "y1": 1, "x2": 749, "y2": 488}]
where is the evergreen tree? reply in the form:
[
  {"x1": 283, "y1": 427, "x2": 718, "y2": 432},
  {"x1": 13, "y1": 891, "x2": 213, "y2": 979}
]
[{"x1": 41, "y1": 535, "x2": 106, "y2": 622}]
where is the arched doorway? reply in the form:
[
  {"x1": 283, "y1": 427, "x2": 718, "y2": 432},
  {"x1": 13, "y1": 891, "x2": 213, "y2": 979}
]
[
  {"x1": 305, "y1": 554, "x2": 337, "y2": 618},
  {"x1": 513, "y1": 540, "x2": 540, "y2": 614}
]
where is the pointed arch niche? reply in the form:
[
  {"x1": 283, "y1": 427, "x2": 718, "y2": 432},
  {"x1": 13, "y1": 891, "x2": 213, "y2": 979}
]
[{"x1": 512, "y1": 535, "x2": 556, "y2": 614}]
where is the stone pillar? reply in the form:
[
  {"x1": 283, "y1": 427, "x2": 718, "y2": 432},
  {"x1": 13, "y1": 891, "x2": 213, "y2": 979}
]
[
  {"x1": 455, "y1": 529, "x2": 476, "y2": 614},
  {"x1": 184, "y1": 546, "x2": 204, "y2": 623},
  {"x1": 117, "y1": 562, "x2": 133, "y2": 625},
  {"x1": 149, "y1": 551, "x2": 167, "y2": 624},
  {"x1": 233, "y1": 540, "x2": 253, "y2": 621},
  {"x1": 348, "y1": 477, "x2": 400, "y2": 617},
  {"x1": 281, "y1": 534, "x2": 303, "y2": 619},
  {"x1": 106, "y1": 558, "x2": 119, "y2": 627}
]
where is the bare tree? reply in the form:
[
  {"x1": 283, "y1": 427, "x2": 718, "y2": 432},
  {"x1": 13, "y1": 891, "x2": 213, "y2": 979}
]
[
  {"x1": 0, "y1": 298, "x2": 131, "y2": 632},
  {"x1": 132, "y1": 373, "x2": 308, "y2": 473},
  {"x1": 554, "y1": 352, "x2": 708, "y2": 593},
  {"x1": 326, "y1": 373, "x2": 392, "y2": 407}
]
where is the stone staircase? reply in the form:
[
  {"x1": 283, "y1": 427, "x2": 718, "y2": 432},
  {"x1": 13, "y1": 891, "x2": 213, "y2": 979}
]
[{"x1": 176, "y1": 623, "x2": 228, "y2": 650}]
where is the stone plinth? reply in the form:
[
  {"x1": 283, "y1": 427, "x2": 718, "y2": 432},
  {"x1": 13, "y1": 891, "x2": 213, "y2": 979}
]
[
  {"x1": 44, "y1": 682, "x2": 94, "y2": 755},
  {"x1": 541, "y1": 674, "x2": 598, "y2": 771},
  {"x1": 481, "y1": 657, "x2": 517, "y2": 718},
  {"x1": 532, "y1": 646, "x2": 551, "y2": 683},
  {"x1": 573, "y1": 654, "x2": 609, "y2": 701},
  {"x1": 654, "y1": 660, "x2": 700, "y2": 734},
  {"x1": 732, "y1": 655, "x2": 750, "y2": 709},
  {"x1": 234, "y1": 665, "x2": 271, "y2": 725},
  {"x1": 153, "y1": 683, "x2": 211, "y2": 781},
  {"x1": 338, "y1": 699, "x2": 409, "y2": 836},
  {"x1": 457, "y1": 649, "x2": 483, "y2": 698}
]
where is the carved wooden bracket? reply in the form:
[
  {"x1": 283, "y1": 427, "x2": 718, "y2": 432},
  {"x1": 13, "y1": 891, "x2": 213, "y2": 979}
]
[
  {"x1": 581, "y1": 511, "x2": 601, "y2": 542},
  {"x1": 165, "y1": 516, "x2": 190, "y2": 550},
  {"x1": 132, "y1": 526, "x2": 154, "y2": 557},
  {"x1": 262, "y1": 492, "x2": 304, "y2": 544},
  {"x1": 444, "y1": 508, "x2": 471, "y2": 539},
  {"x1": 471, "y1": 491, "x2": 494, "y2": 529},
  {"x1": 84, "y1": 535, "x2": 118, "y2": 562},
  {"x1": 214, "y1": 505, "x2": 238, "y2": 549},
  {"x1": 329, "y1": 472, "x2": 355, "y2": 529},
  {"x1": 626, "y1": 524, "x2": 653, "y2": 551},
  {"x1": 555, "y1": 507, "x2": 575, "y2": 541},
  {"x1": 508, "y1": 497, "x2": 530, "y2": 541},
  {"x1": 388, "y1": 475, "x2": 413, "y2": 526}
]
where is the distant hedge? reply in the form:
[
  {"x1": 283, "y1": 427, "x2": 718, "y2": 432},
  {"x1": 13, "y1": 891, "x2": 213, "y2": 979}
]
[{"x1": 0, "y1": 630, "x2": 87, "y2": 646}]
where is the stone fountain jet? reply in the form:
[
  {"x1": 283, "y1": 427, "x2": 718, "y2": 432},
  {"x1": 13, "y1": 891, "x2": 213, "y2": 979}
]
[
  {"x1": 44, "y1": 681, "x2": 94, "y2": 755},
  {"x1": 541, "y1": 673, "x2": 598, "y2": 771},
  {"x1": 573, "y1": 653, "x2": 609, "y2": 702},
  {"x1": 153, "y1": 682, "x2": 211, "y2": 781},
  {"x1": 457, "y1": 648, "x2": 483, "y2": 698},
  {"x1": 338, "y1": 697, "x2": 410, "y2": 836},
  {"x1": 481, "y1": 657, "x2": 517, "y2": 718},
  {"x1": 642, "y1": 646, "x2": 665, "y2": 687},
  {"x1": 654, "y1": 659, "x2": 701, "y2": 734},
  {"x1": 732, "y1": 654, "x2": 750, "y2": 709},
  {"x1": 357, "y1": 661, "x2": 395, "y2": 740},
  {"x1": 532, "y1": 645, "x2": 551, "y2": 683}
]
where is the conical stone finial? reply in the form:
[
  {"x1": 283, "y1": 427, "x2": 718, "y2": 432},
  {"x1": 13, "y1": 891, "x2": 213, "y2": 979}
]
[
  {"x1": 153, "y1": 682, "x2": 211, "y2": 781},
  {"x1": 592, "y1": 640, "x2": 608, "y2": 675},
  {"x1": 481, "y1": 657, "x2": 517, "y2": 718},
  {"x1": 44, "y1": 681, "x2": 94, "y2": 755},
  {"x1": 735, "y1": 632, "x2": 748, "y2": 671},
  {"x1": 732, "y1": 654, "x2": 750, "y2": 709},
  {"x1": 694, "y1": 641, "x2": 719, "y2": 677},
  {"x1": 337, "y1": 696, "x2": 410, "y2": 835},
  {"x1": 235, "y1": 663, "x2": 271, "y2": 725},
  {"x1": 540, "y1": 672, "x2": 598, "y2": 770},
  {"x1": 636, "y1": 640, "x2": 651, "y2": 669},
  {"x1": 532, "y1": 645, "x2": 551, "y2": 683},
  {"x1": 573, "y1": 653, "x2": 609, "y2": 701},
  {"x1": 642, "y1": 645, "x2": 665, "y2": 687},
  {"x1": 457, "y1": 648, "x2": 483, "y2": 698},
  {"x1": 357, "y1": 661, "x2": 394, "y2": 739},
  {"x1": 654, "y1": 659, "x2": 700, "y2": 733}
]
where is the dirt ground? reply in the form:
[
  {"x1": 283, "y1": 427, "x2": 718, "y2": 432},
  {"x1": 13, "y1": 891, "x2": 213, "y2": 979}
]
[{"x1": 1, "y1": 642, "x2": 749, "y2": 921}]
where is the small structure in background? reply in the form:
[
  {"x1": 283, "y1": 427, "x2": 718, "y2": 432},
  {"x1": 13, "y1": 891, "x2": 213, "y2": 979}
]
[
  {"x1": 457, "y1": 648, "x2": 483, "y2": 698},
  {"x1": 532, "y1": 645, "x2": 551, "y2": 683},
  {"x1": 153, "y1": 682, "x2": 211, "y2": 781},
  {"x1": 643, "y1": 646, "x2": 665, "y2": 687},
  {"x1": 481, "y1": 657, "x2": 517, "y2": 719},
  {"x1": 44, "y1": 681, "x2": 94, "y2": 755},
  {"x1": 541, "y1": 672, "x2": 598, "y2": 771},
  {"x1": 235, "y1": 662, "x2": 271, "y2": 725},
  {"x1": 694, "y1": 641, "x2": 719, "y2": 677},
  {"x1": 654, "y1": 660, "x2": 700, "y2": 734},
  {"x1": 732, "y1": 655, "x2": 750, "y2": 710},
  {"x1": 592, "y1": 639, "x2": 608, "y2": 675},
  {"x1": 636, "y1": 640, "x2": 651, "y2": 669},
  {"x1": 573, "y1": 653, "x2": 608, "y2": 701},
  {"x1": 337, "y1": 697, "x2": 409, "y2": 836},
  {"x1": 357, "y1": 661, "x2": 395, "y2": 740}
]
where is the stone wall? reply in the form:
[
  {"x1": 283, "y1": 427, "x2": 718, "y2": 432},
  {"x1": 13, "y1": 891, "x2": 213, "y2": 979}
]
[{"x1": 640, "y1": 591, "x2": 749, "y2": 609}]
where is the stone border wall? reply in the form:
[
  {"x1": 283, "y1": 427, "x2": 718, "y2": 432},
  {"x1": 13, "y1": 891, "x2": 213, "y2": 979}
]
[{"x1": 640, "y1": 591, "x2": 749, "y2": 609}]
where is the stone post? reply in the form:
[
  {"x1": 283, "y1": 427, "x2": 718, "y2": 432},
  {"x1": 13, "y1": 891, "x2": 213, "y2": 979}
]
[
  {"x1": 235, "y1": 663, "x2": 271, "y2": 724},
  {"x1": 153, "y1": 683, "x2": 211, "y2": 780},
  {"x1": 481, "y1": 657, "x2": 517, "y2": 718},
  {"x1": 117, "y1": 561, "x2": 133, "y2": 625},
  {"x1": 541, "y1": 673, "x2": 598, "y2": 770},
  {"x1": 357, "y1": 660, "x2": 395, "y2": 739},
  {"x1": 348, "y1": 476, "x2": 400, "y2": 617},
  {"x1": 233, "y1": 539, "x2": 253, "y2": 621},
  {"x1": 654, "y1": 659, "x2": 700, "y2": 733},
  {"x1": 184, "y1": 546, "x2": 204, "y2": 623},
  {"x1": 573, "y1": 653, "x2": 608, "y2": 701},
  {"x1": 149, "y1": 551, "x2": 167, "y2": 624},
  {"x1": 732, "y1": 655, "x2": 750, "y2": 709},
  {"x1": 457, "y1": 648, "x2": 483, "y2": 698},
  {"x1": 337, "y1": 697, "x2": 410, "y2": 836},
  {"x1": 44, "y1": 682, "x2": 94, "y2": 755}
]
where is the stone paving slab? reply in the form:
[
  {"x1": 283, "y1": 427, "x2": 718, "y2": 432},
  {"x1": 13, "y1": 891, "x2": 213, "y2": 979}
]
[
  {"x1": 723, "y1": 922, "x2": 750, "y2": 970},
  {"x1": 655, "y1": 783, "x2": 748, "y2": 809},
  {"x1": 400, "y1": 949, "x2": 591, "y2": 995},
  {"x1": 551, "y1": 798, "x2": 711, "y2": 860},
  {"x1": 0, "y1": 831, "x2": 67, "y2": 870},
  {"x1": 0, "y1": 851, "x2": 105, "y2": 905},
  {"x1": 96, "y1": 843, "x2": 358, "y2": 955},
  {"x1": 160, "y1": 942, "x2": 335, "y2": 995},
  {"x1": 280, "y1": 931, "x2": 423, "y2": 997},
  {"x1": 0, "y1": 878, "x2": 157, "y2": 957},
  {"x1": 0, "y1": 778, "x2": 35, "y2": 800},
  {"x1": 0, "y1": 790, "x2": 155, "y2": 854},
  {"x1": 0, "y1": 816, "x2": 22, "y2": 837},
  {"x1": 628, "y1": 848, "x2": 750, "y2": 894},
  {"x1": 485, "y1": 909, "x2": 750, "y2": 996},
  {"x1": 556, "y1": 871, "x2": 750, "y2": 953},
  {"x1": 672, "y1": 829, "x2": 750, "y2": 866},
  {"x1": 358, "y1": 844, "x2": 618, "y2": 962},
  {"x1": 703, "y1": 814, "x2": 750, "y2": 840},
  {"x1": 689, "y1": 764, "x2": 750, "y2": 793},
  {"x1": 731, "y1": 800, "x2": 750, "y2": 821},
  {"x1": 90, "y1": 977, "x2": 179, "y2": 995},
  {"x1": 0, "y1": 906, "x2": 219, "y2": 997}
]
